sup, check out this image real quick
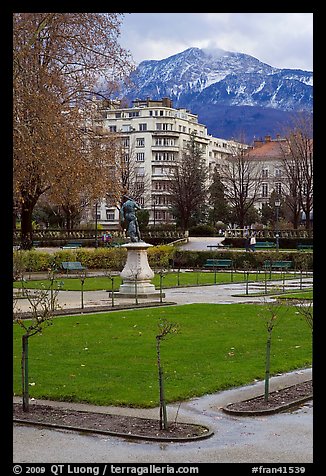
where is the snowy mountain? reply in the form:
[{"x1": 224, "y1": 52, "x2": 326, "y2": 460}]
[{"x1": 119, "y1": 47, "x2": 313, "y2": 142}]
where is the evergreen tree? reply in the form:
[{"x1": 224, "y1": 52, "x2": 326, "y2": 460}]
[{"x1": 168, "y1": 134, "x2": 208, "y2": 232}]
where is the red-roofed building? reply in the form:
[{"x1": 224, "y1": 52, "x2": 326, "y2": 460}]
[{"x1": 246, "y1": 135, "x2": 288, "y2": 210}]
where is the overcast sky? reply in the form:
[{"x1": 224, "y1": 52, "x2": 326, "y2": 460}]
[{"x1": 119, "y1": 13, "x2": 313, "y2": 71}]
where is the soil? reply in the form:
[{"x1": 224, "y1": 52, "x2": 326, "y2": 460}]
[
  {"x1": 13, "y1": 380, "x2": 313, "y2": 440},
  {"x1": 223, "y1": 380, "x2": 313, "y2": 414},
  {"x1": 13, "y1": 403, "x2": 211, "y2": 441}
]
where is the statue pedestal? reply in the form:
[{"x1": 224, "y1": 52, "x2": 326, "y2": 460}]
[{"x1": 116, "y1": 242, "x2": 164, "y2": 298}]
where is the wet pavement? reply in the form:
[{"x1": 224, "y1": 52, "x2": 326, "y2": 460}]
[
  {"x1": 13, "y1": 369, "x2": 312, "y2": 463},
  {"x1": 13, "y1": 265, "x2": 313, "y2": 464}
]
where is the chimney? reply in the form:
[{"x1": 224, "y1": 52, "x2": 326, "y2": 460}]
[{"x1": 253, "y1": 139, "x2": 263, "y2": 148}]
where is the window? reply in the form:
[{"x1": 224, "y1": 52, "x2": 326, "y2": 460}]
[
  {"x1": 136, "y1": 138, "x2": 145, "y2": 147},
  {"x1": 136, "y1": 182, "x2": 144, "y2": 192},
  {"x1": 154, "y1": 137, "x2": 175, "y2": 146},
  {"x1": 262, "y1": 183, "x2": 268, "y2": 197},
  {"x1": 274, "y1": 183, "x2": 282, "y2": 195},
  {"x1": 156, "y1": 123, "x2": 173, "y2": 131},
  {"x1": 108, "y1": 125, "x2": 116, "y2": 132},
  {"x1": 121, "y1": 124, "x2": 132, "y2": 132},
  {"x1": 275, "y1": 168, "x2": 282, "y2": 177},
  {"x1": 136, "y1": 167, "x2": 145, "y2": 176},
  {"x1": 154, "y1": 152, "x2": 175, "y2": 161},
  {"x1": 139, "y1": 123, "x2": 147, "y2": 131},
  {"x1": 262, "y1": 168, "x2": 269, "y2": 178},
  {"x1": 136, "y1": 152, "x2": 145, "y2": 161},
  {"x1": 106, "y1": 209, "x2": 115, "y2": 220}
]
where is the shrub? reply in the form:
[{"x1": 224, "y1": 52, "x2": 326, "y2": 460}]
[
  {"x1": 147, "y1": 245, "x2": 176, "y2": 269},
  {"x1": 189, "y1": 224, "x2": 216, "y2": 236}
]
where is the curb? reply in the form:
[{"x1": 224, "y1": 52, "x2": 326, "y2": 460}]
[
  {"x1": 222, "y1": 393, "x2": 313, "y2": 416},
  {"x1": 14, "y1": 301, "x2": 177, "y2": 319},
  {"x1": 13, "y1": 418, "x2": 214, "y2": 442}
]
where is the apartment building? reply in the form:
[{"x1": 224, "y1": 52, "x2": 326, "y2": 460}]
[
  {"x1": 246, "y1": 135, "x2": 287, "y2": 210},
  {"x1": 88, "y1": 97, "x2": 245, "y2": 228}
]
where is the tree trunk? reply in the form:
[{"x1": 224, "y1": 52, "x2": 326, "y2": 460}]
[
  {"x1": 20, "y1": 204, "x2": 34, "y2": 250},
  {"x1": 22, "y1": 334, "x2": 29, "y2": 412},
  {"x1": 264, "y1": 333, "x2": 272, "y2": 401},
  {"x1": 156, "y1": 338, "x2": 168, "y2": 430}
]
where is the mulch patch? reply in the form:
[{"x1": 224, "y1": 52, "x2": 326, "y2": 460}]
[
  {"x1": 13, "y1": 403, "x2": 212, "y2": 441},
  {"x1": 223, "y1": 380, "x2": 312, "y2": 415},
  {"x1": 13, "y1": 380, "x2": 313, "y2": 439}
]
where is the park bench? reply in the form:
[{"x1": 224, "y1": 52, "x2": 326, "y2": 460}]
[
  {"x1": 204, "y1": 259, "x2": 233, "y2": 269},
  {"x1": 61, "y1": 261, "x2": 86, "y2": 275},
  {"x1": 32, "y1": 241, "x2": 41, "y2": 247},
  {"x1": 297, "y1": 244, "x2": 313, "y2": 251},
  {"x1": 60, "y1": 242, "x2": 83, "y2": 250},
  {"x1": 254, "y1": 241, "x2": 277, "y2": 249},
  {"x1": 263, "y1": 260, "x2": 292, "y2": 270},
  {"x1": 105, "y1": 241, "x2": 122, "y2": 248}
]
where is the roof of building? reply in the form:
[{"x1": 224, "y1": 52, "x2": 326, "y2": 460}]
[{"x1": 248, "y1": 136, "x2": 287, "y2": 159}]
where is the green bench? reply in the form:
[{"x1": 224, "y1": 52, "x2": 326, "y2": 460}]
[
  {"x1": 61, "y1": 261, "x2": 86, "y2": 274},
  {"x1": 297, "y1": 244, "x2": 313, "y2": 251},
  {"x1": 105, "y1": 242, "x2": 122, "y2": 248},
  {"x1": 263, "y1": 260, "x2": 292, "y2": 270},
  {"x1": 255, "y1": 241, "x2": 277, "y2": 249},
  {"x1": 61, "y1": 242, "x2": 83, "y2": 249},
  {"x1": 204, "y1": 259, "x2": 233, "y2": 269}
]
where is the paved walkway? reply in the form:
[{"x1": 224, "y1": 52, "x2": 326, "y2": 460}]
[
  {"x1": 14, "y1": 273, "x2": 313, "y2": 313},
  {"x1": 13, "y1": 368, "x2": 312, "y2": 464},
  {"x1": 13, "y1": 274, "x2": 313, "y2": 464}
]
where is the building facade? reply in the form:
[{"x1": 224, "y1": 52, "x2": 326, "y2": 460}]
[{"x1": 85, "y1": 97, "x2": 246, "y2": 228}]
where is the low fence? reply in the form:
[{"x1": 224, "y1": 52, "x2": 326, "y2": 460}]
[
  {"x1": 224, "y1": 229, "x2": 313, "y2": 239},
  {"x1": 13, "y1": 229, "x2": 186, "y2": 247}
]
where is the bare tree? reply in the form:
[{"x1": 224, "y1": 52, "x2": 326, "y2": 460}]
[
  {"x1": 259, "y1": 300, "x2": 287, "y2": 401},
  {"x1": 13, "y1": 13, "x2": 134, "y2": 248},
  {"x1": 14, "y1": 276, "x2": 62, "y2": 411},
  {"x1": 221, "y1": 142, "x2": 263, "y2": 228},
  {"x1": 280, "y1": 114, "x2": 313, "y2": 229},
  {"x1": 156, "y1": 319, "x2": 179, "y2": 430}
]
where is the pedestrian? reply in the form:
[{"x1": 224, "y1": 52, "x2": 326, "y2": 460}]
[
  {"x1": 249, "y1": 234, "x2": 256, "y2": 252},
  {"x1": 245, "y1": 235, "x2": 250, "y2": 252}
]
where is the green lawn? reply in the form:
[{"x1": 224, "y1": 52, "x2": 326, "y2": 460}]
[
  {"x1": 13, "y1": 271, "x2": 297, "y2": 292},
  {"x1": 13, "y1": 303, "x2": 312, "y2": 407}
]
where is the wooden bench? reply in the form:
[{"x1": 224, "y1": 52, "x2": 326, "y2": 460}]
[
  {"x1": 263, "y1": 260, "x2": 292, "y2": 270},
  {"x1": 255, "y1": 241, "x2": 277, "y2": 249},
  {"x1": 61, "y1": 261, "x2": 86, "y2": 274},
  {"x1": 61, "y1": 242, "x2": 83, "y2": 250},
  {"x1": 297, "y1": 244, "x2": 313, "y2": 251},
  {"x1": 204, "y1": 259, "x2": 233, "y2": 269}
]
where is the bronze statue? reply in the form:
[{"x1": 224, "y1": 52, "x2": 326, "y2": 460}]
[{"x1": 120, "y1": 195, "x2": 142, "y2": 242}]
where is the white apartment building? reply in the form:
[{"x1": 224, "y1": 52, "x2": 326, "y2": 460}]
[{"x1": 86, "y1": 97, "x2": 246, "y2": 228}]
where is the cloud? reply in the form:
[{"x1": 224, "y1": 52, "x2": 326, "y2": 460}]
[{"x1": 120, "y1": 12, "x2": 313, "y2": 71}]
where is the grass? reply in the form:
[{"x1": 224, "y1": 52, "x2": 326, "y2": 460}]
[
  {"x1": 13, "y1": 303, "x2": 312, "y2": 408},
  {"x1": 13, "y1": 270, "x2": 298, "y2": 292},
  {"x1": 276, "y1": 290, "x2": 313, "y2": 300}
]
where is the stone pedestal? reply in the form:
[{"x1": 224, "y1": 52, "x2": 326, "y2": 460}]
[{"x1": 116, "y1": 242, "x2": 164, "y2": 298}]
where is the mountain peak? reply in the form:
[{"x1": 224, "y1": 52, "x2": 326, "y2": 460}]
[{"x1": 119, "y1": 47, "x2": 313, "y2": 142}]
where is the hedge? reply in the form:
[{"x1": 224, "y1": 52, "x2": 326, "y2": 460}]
[
  {"x1": 13, "y1": 245, "x2": 176, "y2": 275},
  {"x1": 13, "y1": 247, "x2": 313, "y2": 276}
]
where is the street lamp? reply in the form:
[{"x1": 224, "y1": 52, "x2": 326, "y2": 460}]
[
  {"x1": 152, "y1": 200, "x2": 156, "y2": 228},
  {"x1": 275, "y1": 199, "x2": 281, "y2": 250},
  {"x1": 95, "y1": 202, "x2": 99, "y2": 248}
]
